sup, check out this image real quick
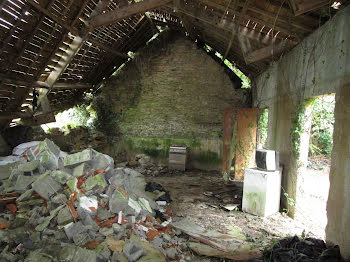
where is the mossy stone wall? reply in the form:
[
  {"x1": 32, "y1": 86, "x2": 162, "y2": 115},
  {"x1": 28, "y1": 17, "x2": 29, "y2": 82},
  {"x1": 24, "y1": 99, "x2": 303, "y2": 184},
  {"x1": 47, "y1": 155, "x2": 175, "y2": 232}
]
[{"x1": 99, "y1": 32, "x2": 250, "y2": 170}]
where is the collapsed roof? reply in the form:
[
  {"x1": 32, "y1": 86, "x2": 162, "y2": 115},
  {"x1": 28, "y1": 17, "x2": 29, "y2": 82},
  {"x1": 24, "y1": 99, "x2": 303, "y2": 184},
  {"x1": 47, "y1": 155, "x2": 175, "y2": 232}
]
[{"x1": 0, "y1": 0, "x2": 348, "y2": 128}]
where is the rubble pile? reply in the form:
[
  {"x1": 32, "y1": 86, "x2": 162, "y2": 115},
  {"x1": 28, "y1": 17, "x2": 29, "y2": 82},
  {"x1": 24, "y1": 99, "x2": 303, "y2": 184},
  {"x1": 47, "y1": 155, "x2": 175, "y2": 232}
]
[
  {"x1": 250, "y1": 236, "x2": 343, "y2": 262},
  {"x1": 0, "y1": 139, "x2": 191, "y2": 261}
]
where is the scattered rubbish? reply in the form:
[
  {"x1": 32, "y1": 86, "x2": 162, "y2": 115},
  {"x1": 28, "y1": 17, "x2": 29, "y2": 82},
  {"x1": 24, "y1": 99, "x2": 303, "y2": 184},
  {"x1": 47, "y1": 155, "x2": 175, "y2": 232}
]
[
  {"x1": 0, "y1": 139, "x2": 265, "y2": 261},
  {"x1": 251, "y1": 235, "x2": 343, "y2": 262},
  {"x1": 171, "y1": 218, "x2": 262, "y2": 260}
]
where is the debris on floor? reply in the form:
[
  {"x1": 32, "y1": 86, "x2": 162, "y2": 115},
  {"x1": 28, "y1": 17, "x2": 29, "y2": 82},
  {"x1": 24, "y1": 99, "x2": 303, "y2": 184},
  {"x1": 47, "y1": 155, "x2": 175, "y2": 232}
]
[
  {"x1": 0, "y1": 139, "x2": 262, "y2": 261},
  {"x1": 249, "y1": 235, "x2": 343, "y2": 262}
]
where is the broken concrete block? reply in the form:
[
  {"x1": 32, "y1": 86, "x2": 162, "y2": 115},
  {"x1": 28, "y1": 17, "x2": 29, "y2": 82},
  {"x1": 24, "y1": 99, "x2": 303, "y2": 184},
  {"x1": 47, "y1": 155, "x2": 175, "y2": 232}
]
[
  {"x1": 83, "y1": 215, "x2": 99, "y2": 232},
  {"x1": 73, "y1": 231, "x2": 90, "y2": 246},
  {"x1": 14, "y1": 175, "x2": 35, "y2": 192},
  {"x1": 166, "y1": 247, "x2": 177, "y2": 260},
  {"x1": 256, "y1": 149, "x2": 279, "y2": 171},
  {"x1": 64, "y1": 149, "x2": 93, "y2": 167},
  {"x1": 17, "y1": 160, "x2": 40, "y2": 173},
  {"x1": 83, "y1": 173, "x2": 106, "y2": 192},
  {"x1": 91, "y1": 153, "x2": 114, "y2": 171},
  {"x1": 35, "y1": 205, "x2": 64, "y2": 232},
  {"x1": 59, "y1": 244, "x2": 97, "y2": 262},
  {"x1": 95, "y1": 242, "x2": 111, "y2": 261},
  {"x1": 73, "y1": 163, "x2": 85, "y2": 177},
  {"x1": 32, "y1": 172, "x2": 62, "y2": 200},
  {"x1": 51, "y1": 170, "x2": 73, "y2": 184},
  {"x1": 97, "y1": 207, "x2": 114, "y2": 221},
  {"x1": 63, "y1": 221, "x2": 87, "y2": 240},
  {"x1": 112, "y1": 223, "x2": 125, "y2": 234},
  {"x1": 16, "y1": 188, "x2": 34, "y2": 201},
  {"x1": 0, "y1": 163, "x2": 19, "y2": 180},
  {"x1": 109, "y1": 191, "x2": 128, "y2": 214},
  {"x1": 123, "y1": 242, "x2": 146, "y2": 262},
  {"x1": 57, "y1": 207, "x2": 74, "y2": 226},
  {"x1": 99, "y1": 227, "x2": 114, "y2": 237},
  {"x1": 51, "y1": 193, "x2": 68, "y2": 204}
]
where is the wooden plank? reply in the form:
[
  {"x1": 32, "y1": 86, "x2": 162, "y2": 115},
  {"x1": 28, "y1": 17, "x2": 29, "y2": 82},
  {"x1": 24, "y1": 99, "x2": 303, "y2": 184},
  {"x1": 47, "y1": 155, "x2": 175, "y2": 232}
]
[
  {"x1": 245, "y1": 40, "x2": 294, "y2": 64},
  {"x1": 235, "y1": 108, "x2": 258, "y2": 180},
  {"x1": 88, "y1": 39, "x2": 130, "y2": 58},
  {"x1": 26, "y1": 0, "x2": 79, "y2": 35},
  {"x1": 90, "y1": 0, "x2": 172, "y2": 29},
  {"x1": 288, "y1": 0, "x2": 329, "y2": 16}
]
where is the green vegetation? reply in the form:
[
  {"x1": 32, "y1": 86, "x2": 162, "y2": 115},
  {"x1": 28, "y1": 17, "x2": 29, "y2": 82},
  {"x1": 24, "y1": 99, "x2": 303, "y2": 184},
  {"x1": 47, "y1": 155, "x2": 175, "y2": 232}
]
[
  {"x1": 124, "y1": 136, "x2": 202, "y2": 158},
  {"x1": 291, "y1": 98, "x2": 315, "y2": 157},
  {"x1": 309, "y1": 95, "x2": 335, "y2": 156},
  {"x1": 204, "y1": 44, "x2": 251, "y2": 88},
  {"x1": 91, "y1": 97, "x2": 120, "y2": 139},
  {"x1": 55, "y1": 104, "x2": 94, "y2": 129},
  {"x1": 257, "y1": 108, "x2": 269, "y2": 148}
]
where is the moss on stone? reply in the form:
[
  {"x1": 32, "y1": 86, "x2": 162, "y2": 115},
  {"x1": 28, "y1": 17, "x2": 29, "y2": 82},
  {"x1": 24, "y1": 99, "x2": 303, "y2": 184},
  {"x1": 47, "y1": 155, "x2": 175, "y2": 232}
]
[
  {"x1": 192, "y1": 151, "x2": 222, "y2": 165},
  {"x1": 123, "y1": 136, "x2": 203, "y2": 159}
]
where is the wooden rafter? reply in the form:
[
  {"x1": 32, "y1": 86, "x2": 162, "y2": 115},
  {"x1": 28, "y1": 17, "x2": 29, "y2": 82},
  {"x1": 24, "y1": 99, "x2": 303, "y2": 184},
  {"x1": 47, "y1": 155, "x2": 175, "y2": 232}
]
[
  {"x1": 245, "y1": 39, "x2": 293, "y2": 64},
  {"x1": 90, "y1": 0, "x2": 172, "y2": 29},
  {"x1": 288, "y1": 0, "x2": 329, "y2": 16}
]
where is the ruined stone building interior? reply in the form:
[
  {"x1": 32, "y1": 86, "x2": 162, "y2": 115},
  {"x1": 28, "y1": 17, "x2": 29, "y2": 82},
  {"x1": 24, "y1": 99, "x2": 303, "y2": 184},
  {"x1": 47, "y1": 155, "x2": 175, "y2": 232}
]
[{"x1": 0, "y1": 0, "x2": 349, "y2": 261}]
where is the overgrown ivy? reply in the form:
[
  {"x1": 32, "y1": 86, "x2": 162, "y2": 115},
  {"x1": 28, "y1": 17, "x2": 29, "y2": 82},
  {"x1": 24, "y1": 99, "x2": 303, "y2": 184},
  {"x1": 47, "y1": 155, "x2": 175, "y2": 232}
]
[
  {"x1": 291, "y1": 98, "x2": 315, "y2": 158},
  {"x1": 91, "y1": 96, "x2": 120, "y2": 140},
  {"x1": 310, "y1": 95, "x2": 335, "y2": 156},
  {"x1": 257, "y1": 108, "x2": 269, "y2": 147}
]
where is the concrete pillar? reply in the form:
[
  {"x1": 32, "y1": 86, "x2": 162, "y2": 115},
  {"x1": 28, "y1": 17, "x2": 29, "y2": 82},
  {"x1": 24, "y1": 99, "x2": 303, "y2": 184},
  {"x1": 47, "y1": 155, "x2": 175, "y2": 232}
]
[
  {"x1": 266, "y1": 96, "x2": 297, "y2": 216},
  {"x1": 326, "y1": 84, "x2": 350, "y2": 260}
]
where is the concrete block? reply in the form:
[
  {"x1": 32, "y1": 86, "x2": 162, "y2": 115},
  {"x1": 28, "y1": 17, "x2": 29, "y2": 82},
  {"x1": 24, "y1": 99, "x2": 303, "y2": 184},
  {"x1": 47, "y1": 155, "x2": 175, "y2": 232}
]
[
  {"x1": 256, "y1": 150, "x2": 279, "y2": 171},
  {"x1": 90, "y1": 153, "x2": 114, "y2": 171},
  {"x1": 14, "y1": 175, "x2": 35, "y2": 192},
  {"x1": 51, "y1": 193, "x2": 68, "y2": 204},
  {"x1": 64, "y1": 149, "x2": 93, "y2": 167},
  {"x1": 59, "y1": 245, "x2": 97, "y2": 262},
  {"x1": 242, "y1": 168, "x2": 282, "y2": 217},
  {"x1": 97, "y1": 207, "x2": 114, "y2": 221},
  {"x1": 17, "y1": 160, "x2": 40, "y2": 172},
  {"x1": 83, "y1": 215, "x2": 99, "y2": 232},
  {"x1": 51, "y1": 170, "x2": 73, "y2": 184},
  {"x1": 32, "y1": 172, "x2": 62, "y2": 200},
  {"x1": 64, "y1": 221, "x2": 87, "y2": 240},
  {"x1": 123, "y1": 242, "x2": 145, "y2": 262},
  {"x1": 99, "y1": 227, "x2": 114, "y2": 237},
  {"x1": 83, "y1": 173, "x2": 106, "y2": 192},
  {"x1": 73, "y1": 163, "x2": 85, "y2": 177},
  {"x1": 57, "y1": 207, "x2": 74, "y2": 226},
  {"x1": 109, "y1": 191, "x2": 128, "y2": 213}
]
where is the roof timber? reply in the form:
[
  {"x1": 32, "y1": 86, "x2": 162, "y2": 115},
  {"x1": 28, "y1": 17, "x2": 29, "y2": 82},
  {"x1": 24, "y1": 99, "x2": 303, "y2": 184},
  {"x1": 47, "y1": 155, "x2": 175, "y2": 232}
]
[
  {"x1": 0, "y1": 0, "x2": 347, "y2": 127},
  {"x1": 90, "y1": 0, "x2": 173, "y2": 29}
]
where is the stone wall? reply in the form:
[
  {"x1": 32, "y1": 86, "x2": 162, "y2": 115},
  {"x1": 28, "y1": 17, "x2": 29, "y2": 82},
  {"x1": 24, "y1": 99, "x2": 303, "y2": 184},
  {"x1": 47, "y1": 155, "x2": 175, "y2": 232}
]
[
  {"x1": 97, "y1": 31, "x2": 250, "y2": 170},
  {"x1": 253, "y1": 5, "x2": 350, "y2": 260}
]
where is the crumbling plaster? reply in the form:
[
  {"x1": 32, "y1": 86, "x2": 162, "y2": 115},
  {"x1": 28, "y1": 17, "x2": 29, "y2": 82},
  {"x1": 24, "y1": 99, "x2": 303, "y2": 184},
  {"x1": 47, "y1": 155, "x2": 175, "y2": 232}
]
[{"x1": 253, "y1": 5, "x2": 350, "y2": 260}]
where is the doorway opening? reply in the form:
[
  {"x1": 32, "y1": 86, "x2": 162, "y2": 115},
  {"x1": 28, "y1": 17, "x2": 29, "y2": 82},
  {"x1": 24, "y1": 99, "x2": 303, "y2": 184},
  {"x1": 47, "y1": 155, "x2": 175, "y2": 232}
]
[{"x1": 295, "y1": 94, "x2": 335, "y2": 238}]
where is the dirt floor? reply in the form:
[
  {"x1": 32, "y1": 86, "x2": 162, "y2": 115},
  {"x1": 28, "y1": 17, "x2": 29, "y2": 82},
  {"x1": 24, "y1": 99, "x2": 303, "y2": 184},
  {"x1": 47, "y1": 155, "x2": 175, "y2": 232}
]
[{"x1": 144, "y1": 169, "x2": 318, "y2": 260}]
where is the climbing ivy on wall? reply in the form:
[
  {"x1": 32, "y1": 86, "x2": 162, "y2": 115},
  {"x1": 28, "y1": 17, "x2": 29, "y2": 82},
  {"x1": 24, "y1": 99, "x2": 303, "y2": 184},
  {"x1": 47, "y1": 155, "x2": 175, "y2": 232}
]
[{"x1": 291, "y1": 98, "x2": 315, "y2": 158}]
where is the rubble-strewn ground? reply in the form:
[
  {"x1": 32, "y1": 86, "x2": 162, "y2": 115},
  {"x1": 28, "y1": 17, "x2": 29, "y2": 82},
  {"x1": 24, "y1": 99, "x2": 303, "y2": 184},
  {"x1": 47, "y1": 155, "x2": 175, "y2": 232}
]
[{"x1": 145, "y1": 170, "x2": 323, "y2": 250}]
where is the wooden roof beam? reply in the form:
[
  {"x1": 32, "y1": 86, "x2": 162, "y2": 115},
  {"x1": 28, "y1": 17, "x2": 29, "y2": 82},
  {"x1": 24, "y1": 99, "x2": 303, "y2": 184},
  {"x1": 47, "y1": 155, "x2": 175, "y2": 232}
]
[
  {"x1": 288, "y1": 0, "x2": 330, "y2": 16},
  {"x1": 90, "y1": 0, "x2": 172, "y2": 29},
  {"x1": 245, "y1": 40, "x2": 293, "y2": 64}
]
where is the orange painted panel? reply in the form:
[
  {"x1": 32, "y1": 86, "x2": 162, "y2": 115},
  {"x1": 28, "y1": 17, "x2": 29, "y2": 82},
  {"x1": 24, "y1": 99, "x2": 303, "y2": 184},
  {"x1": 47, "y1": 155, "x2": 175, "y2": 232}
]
[{"x1": 235, "y1": 108, "x2": 258, "y2": 180}]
